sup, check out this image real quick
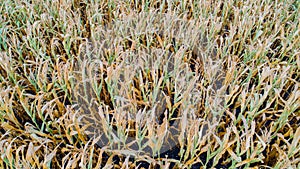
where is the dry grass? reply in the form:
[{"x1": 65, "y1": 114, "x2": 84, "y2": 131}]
[{"x1": 0, "y1": 0, "x2": 299, "y2": 168}]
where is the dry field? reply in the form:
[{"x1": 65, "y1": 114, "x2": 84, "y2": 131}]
[{"x1": 0, "y1": 0, "x2": 299, "y2": 168}]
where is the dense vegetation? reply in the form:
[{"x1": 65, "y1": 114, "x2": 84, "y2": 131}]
[{"x1": 0, "y1": 0, "x2": 299, "y2": 168}]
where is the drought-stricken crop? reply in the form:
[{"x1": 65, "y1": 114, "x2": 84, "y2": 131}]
[{"x1": 0, "y1": 0, "x2": 299, "y2": 168}]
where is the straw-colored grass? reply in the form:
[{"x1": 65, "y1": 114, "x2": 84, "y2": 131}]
[{"x1": 0, "y1": 0, "x2": 299, "y2": 168}]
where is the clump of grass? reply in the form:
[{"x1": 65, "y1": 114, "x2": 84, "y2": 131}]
[{"x1": 0, "y1": 0, "x2": 299, "y2": 168}]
